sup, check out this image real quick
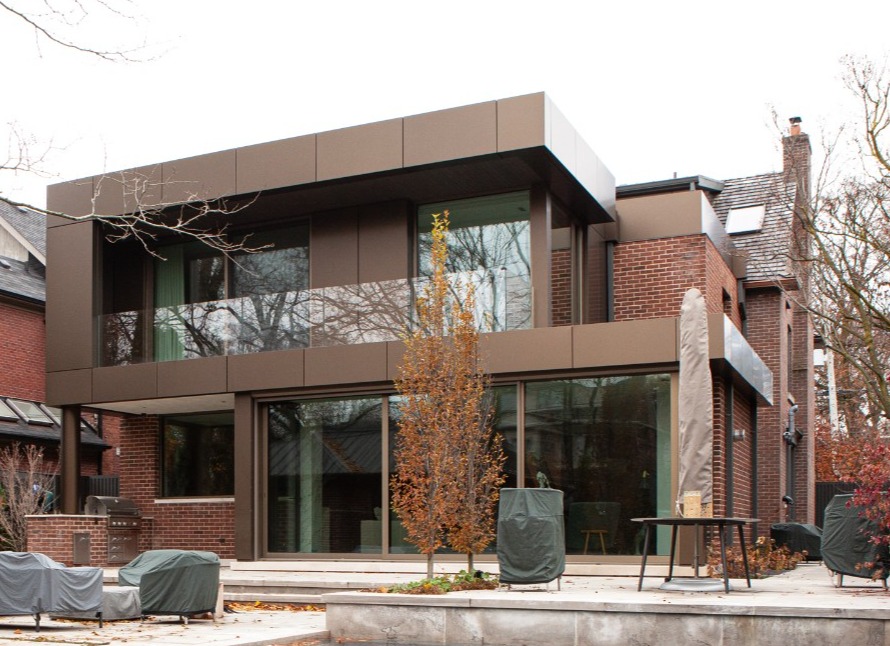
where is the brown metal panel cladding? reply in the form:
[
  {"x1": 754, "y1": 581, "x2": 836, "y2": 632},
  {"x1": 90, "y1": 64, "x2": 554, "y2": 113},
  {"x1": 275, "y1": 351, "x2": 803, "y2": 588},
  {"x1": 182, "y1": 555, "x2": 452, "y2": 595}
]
[
  {"x1": 92, "y1": 363, "x2": 159, "y2": 402},
  {"x1": 236, "y1": 134, "x2": 317, "y2": 195},
  {"x1": 92, "y1": 165, "x2": 165, "y2": 216},
  {"x1": 46, "y1": 369, "x2": 93, "y2": 406},
  {"x1": 46, "y1": 222, "x2": 96, "y2": 372},
  {"x1": 161, "y1": 149, "x2": 237, "y2": 204},
  {"x1": 497, "y1": 93, "x2": 547, "y2": 152},
  {"x1": 227, "y1": 349, "x2": 305, "y2": 392},
  {"x1": 616, "y1": 191, "x2": 704, "y2": 242},
  {"x1": 403, "y1": 101, "x2": 497, "y2": 167},
  {"x1": 310, "y1": 207, "x2": 358, "y2": 289},
  {"x1": 358, "y1": 201, "x2": 412, "y2": 283},
  {"x1": 573, "y1": 318, "x2": 679, "y2": 368},
  {"x1": 157, "y1": 356, "x2": 228, "y2": 397},
  {"x1": 61, "y1": 405, "x2": 82, "y2": 514},
  {"x1": 481, "y1": 327, "x2": 573, "y2": 374},
  {"x1": 304, "y1": 342, "x2": 388, "y2": 386},
  {"x1": 46, "y1": 178, "x2": 95, "y2": 220},
  {"x1": 233, "y1": 393, "x2": 256, "y2": 560},
  {"x1": 386, "y1": 340, "x2": 407, "y2": 383},
  {"x1": 316, "y1": 118, "x2": 403, "y2": 182},
  {"x1": 529, "y1": 186, "x2": 552, "y2": 328}
]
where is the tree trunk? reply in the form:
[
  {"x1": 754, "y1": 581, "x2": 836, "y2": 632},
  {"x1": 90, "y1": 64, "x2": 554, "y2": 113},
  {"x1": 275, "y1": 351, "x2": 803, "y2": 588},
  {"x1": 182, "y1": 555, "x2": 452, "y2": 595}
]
[
  {"x1": 466, "y1": 552, "x2": 475, "y2": 573},
  {"x1": 426, "y1": 552, "x2": 435, "y2": 579}
]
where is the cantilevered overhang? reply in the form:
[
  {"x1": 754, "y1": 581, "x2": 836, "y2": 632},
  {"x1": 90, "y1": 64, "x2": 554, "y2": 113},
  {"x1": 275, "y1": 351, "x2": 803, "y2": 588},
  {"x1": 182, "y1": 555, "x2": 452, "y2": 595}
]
[
  {"x1": 53, "y1": 316, "x2": 773, "y2": 414},
  {"x1": 47, "y1": 93, "x2": 615, "y2": 226},
  {"x1": 709, "y1": 313, "x2": 773, "y2": 405}
]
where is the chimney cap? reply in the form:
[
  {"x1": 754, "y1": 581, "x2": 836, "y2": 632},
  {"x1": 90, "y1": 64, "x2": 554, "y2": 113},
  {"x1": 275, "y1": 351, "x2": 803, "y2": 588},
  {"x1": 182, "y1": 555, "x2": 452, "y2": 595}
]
[{"x1": 789, "y1": 116, "x2": 802, "y2": 125}]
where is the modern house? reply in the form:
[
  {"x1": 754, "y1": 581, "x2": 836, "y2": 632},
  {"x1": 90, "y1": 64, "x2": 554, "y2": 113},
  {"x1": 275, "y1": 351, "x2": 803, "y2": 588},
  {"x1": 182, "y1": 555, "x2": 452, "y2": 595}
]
[
  {"x1": 37, "y1": 94, "x2": 813, "y2": 565},
  {"x1": 0, "y1": 199, "x2": 112, "y2": 493}
]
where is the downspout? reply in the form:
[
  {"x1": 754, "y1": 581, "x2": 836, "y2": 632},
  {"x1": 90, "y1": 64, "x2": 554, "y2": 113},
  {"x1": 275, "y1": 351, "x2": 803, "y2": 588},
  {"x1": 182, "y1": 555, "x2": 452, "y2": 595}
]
[
  {"x1": 783, "y1": 404, "x2": 801, "y2": 522},
  {"x1": 605, "y1": 241, "x2": 615, "y2": 322},
  {"x1": 726, "y1": 380, "x2": 734, "y2": 523},
  {"x1": 751, "y1": 401, "x2": 758, "y2": 536}
]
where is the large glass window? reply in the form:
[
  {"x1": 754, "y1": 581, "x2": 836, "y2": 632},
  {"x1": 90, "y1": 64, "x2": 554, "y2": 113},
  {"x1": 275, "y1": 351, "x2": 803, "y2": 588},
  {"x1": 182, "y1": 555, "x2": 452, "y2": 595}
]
[
  {"x1": 524, "y1": 375, "x2": 672, "y2": 556},
  {"x1": 387, "y1": 386, "x2": 518, "y2": 554},
  {"x1": 418, "y1": 192, "x2": 531, "y2": 331},
  {"x1": 153, "y1": 225, "x2": 310, "y2": 361},
  {"x1": 267, "y1": 396, "x2": 382, "y2": 554},
  {"x1": 260, "y1": 374, "x2": 671, "y2": 558},
  {"x1": 161, "y1": 413, "x2": 234, "y2": 497}
]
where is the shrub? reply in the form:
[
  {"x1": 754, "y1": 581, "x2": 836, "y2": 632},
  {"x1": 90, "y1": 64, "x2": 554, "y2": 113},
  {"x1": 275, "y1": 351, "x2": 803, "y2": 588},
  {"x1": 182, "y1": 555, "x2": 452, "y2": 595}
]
[
  {"x1": 707, "y1": 536, "x2": 806, "y2": 578},
  {"x1": 379, "y1": 570, "x2": 498, "y2": 595}
]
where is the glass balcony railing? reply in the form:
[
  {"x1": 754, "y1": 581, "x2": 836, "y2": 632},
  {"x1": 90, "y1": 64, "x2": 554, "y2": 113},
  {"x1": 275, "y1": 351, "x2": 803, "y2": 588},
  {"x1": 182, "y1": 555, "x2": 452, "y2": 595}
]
[{"x1": 99, "y1": 270, "x2": 531, "y2": 366}]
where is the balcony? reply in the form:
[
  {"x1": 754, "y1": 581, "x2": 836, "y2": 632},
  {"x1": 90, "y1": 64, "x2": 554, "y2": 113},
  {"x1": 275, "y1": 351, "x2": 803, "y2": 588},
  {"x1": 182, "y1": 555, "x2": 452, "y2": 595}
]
[{"x1": 99, "y1": 269, "x2": 531, "y2": 366}]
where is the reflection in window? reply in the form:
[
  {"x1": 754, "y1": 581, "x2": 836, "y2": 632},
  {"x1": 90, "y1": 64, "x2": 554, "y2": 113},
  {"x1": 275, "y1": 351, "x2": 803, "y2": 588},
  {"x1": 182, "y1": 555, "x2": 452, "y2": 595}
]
[
  {"x1": 524, "y1": 375, "x2": 671, "y2": 556},
  {"x1": 162, "y1": 413, "x2": 234, "y2": 497},
  {"x1": 267, "y1": 396, "x2": 382, "y2": 554},
  {"x1": 153, "y1": 225, "x2": 310, "y2": 361},
  {"x1": 388, "y1": 386, "x2": 517, "y2": 554},
  {"x1": 418, "y1": 192, "x2": 531, "y2": 331}
]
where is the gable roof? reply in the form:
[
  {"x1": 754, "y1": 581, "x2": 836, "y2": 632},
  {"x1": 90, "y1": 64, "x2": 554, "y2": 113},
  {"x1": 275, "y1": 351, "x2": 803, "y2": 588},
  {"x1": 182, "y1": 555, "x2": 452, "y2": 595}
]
[
  {"x1": 0, "y1": 199, "x2": 46, "y2": 304},
  {"x1": 0, "y1": 255, "x2": 45, "y2": 304},
  {"x1": 0, "y1": 199, "x2": 46, "y2": 262},
  {"x1": 711, "y1": 172, "x2": 797, "y2": 283}
]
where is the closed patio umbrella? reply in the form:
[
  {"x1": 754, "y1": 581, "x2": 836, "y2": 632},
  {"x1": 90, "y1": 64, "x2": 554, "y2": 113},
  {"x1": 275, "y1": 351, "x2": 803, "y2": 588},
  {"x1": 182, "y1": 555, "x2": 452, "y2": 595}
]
[{"x1": 676, "y1": 288, "x2": 713, "y2": 516}]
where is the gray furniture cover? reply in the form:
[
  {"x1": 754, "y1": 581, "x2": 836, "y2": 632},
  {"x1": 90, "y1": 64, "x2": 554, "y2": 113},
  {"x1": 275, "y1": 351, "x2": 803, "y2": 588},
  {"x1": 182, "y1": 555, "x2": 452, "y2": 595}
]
[
  {"x1": 0, "y1": 552, "x2": 103, "y2": 628},
  {"x1": 118, "y1": 550, "x2": 220, "y2": 616},
  {"x1": 53, "y1": 586, "x2": 141, "y2": 621},
  {"x1": 770, "y1": 523, "x2": 822, "y2": 560},
  {"x1": 822, "y1": 494, "x2": 889, "y2": 582},
  {"x1": 497, "y1": 488, "x2": 565, "y2": 584}
]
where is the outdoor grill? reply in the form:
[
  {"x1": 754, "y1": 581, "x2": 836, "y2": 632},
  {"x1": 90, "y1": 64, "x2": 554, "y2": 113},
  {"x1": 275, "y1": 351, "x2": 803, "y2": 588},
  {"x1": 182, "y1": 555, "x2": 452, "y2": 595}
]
[{"x1": 85, "y1": 496, "x2": 142, "y2": 564}]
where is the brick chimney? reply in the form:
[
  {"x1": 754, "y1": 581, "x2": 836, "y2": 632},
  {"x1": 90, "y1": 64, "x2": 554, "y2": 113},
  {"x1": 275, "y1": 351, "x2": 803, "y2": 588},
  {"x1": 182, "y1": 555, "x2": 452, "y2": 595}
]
[{"x1": 783, "y1": 117, "x2": 811, "y2": 200}]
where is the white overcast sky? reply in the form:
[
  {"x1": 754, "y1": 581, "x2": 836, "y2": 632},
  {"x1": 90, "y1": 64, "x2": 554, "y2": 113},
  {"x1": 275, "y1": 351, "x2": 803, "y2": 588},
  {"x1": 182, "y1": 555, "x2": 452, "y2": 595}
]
[{"x1": 2, "y1": 0, "x2": 889, "y2": 209}]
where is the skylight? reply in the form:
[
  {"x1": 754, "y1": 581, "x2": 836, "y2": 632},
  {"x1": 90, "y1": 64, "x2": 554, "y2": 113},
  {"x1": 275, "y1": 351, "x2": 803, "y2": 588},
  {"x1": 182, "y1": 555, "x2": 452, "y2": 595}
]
[
  {"x1": 0, "y1": 399, "x2": 20, "y2": 420},
  {"x1": 726, "y1": 205, "x2": 766, "y2": 234},
  {"x1": 7, "y1": 399, "x2": 54, "y2": 426}
]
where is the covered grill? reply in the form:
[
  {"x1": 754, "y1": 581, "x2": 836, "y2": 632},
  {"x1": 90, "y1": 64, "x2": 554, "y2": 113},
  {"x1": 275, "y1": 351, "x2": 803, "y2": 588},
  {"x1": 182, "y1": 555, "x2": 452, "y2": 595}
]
[{"x1": 85, "y1": 495, "x2": 142, "y2": 564}]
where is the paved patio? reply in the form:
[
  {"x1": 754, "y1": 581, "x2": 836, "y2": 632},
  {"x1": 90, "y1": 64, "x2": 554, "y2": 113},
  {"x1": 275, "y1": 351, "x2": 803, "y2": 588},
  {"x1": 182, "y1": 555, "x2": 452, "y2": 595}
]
[{"x1": 0, "y1": 562, "x2": 886, "y2": 645}]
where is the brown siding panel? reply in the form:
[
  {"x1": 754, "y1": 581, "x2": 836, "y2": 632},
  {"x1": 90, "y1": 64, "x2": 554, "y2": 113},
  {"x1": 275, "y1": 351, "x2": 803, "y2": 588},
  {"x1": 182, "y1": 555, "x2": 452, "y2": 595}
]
[
  {"x1": 316, "y1": 119, "x2": 403, "y2": 181},
  {"x1": 228, "y1": 350, "x2": 305, "y2": 392},
  {"x1": 157, "y1": 356, "x2": 228, "y2": 397},
  {"x1": 404, "y1": 101, "x2": 497, "y2": 167},
  {"x1": 358, "y1": 202, "x2": 411, "y2": 283},
  {"x1": 46, "y1": 222, "x2": 96, "y2": 372},
  {"x1": 311, "y1": 208, "x2": 359, "y2": 289},
  {"x1": 93, "y1": 363, "x2": 158, "y2": 402}
]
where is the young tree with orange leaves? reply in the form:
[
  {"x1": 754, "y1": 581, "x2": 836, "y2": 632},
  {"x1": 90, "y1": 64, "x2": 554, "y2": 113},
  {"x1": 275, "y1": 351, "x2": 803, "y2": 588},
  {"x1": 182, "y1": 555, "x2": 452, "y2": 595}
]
[{"x1": 391, "y1": 211, "x2": 504, "y2": 578}]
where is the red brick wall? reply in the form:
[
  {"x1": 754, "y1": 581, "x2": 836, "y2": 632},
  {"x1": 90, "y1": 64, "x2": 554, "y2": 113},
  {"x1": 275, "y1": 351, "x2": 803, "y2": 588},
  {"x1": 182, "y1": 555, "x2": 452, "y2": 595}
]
[
  {"x1": 705, "y1": 241, "x2": 742, "y2": 330},
  {"x1": 711, "y1": 376, "x2": 727, "y2": 518},
  {"x1": 0, "y1": 302, "x2": 45, "y2": 400},
  {"x1": 731, "y1": 390, "x2": 756, "y2": 524},
  {"x1": 99, "y1": 413, "x2": 123, "y2": 476},
  {"x1": 551, "y1": 249, "x2": 572, "y2": 326},
  {"x1": 744, "y1": 288, "x2": 789, "y2": 532},
  {"x1": 612, "y1": 235, "x2": 739, "y2": 324},
  {"x1": 790, "y1": 296, "x2": 815, "y2": 523},
  {"x1": 118, "y1": 415, "x2": 235, "y2": 559},
  {"x1": 27, "y1": 515, "x2": 107, "y2": 566}
]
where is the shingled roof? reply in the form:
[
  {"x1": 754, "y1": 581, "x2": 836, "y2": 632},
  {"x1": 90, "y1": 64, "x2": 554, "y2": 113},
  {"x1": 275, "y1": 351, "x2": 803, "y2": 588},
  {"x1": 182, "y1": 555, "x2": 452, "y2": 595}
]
[
  {"x1": 0, "y1": 199, "x2": 46, "y2": 304},
  {"x1": 0, "y1": 199, "x2": 45, "y2": 259},
  {"x1": 711, "y1": 172, "x2": 797, "y2": 283}
]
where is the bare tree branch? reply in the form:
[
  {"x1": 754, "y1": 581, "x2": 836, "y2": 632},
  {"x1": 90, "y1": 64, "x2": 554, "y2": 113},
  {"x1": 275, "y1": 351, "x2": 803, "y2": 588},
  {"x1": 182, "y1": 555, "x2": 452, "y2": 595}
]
[{"x1": 0, "y1": 0, "x2": 146, "y2": 62}]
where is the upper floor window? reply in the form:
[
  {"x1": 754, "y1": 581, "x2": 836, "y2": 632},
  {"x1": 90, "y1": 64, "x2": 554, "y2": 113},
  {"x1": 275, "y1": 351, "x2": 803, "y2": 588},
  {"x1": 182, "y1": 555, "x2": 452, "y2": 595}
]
[
  {"x1": 417, "y1": 191, "x2": 531, "y2": 331},
  {"x1": 153, "y1": 225, "x2": 310, "y2": 361}
]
